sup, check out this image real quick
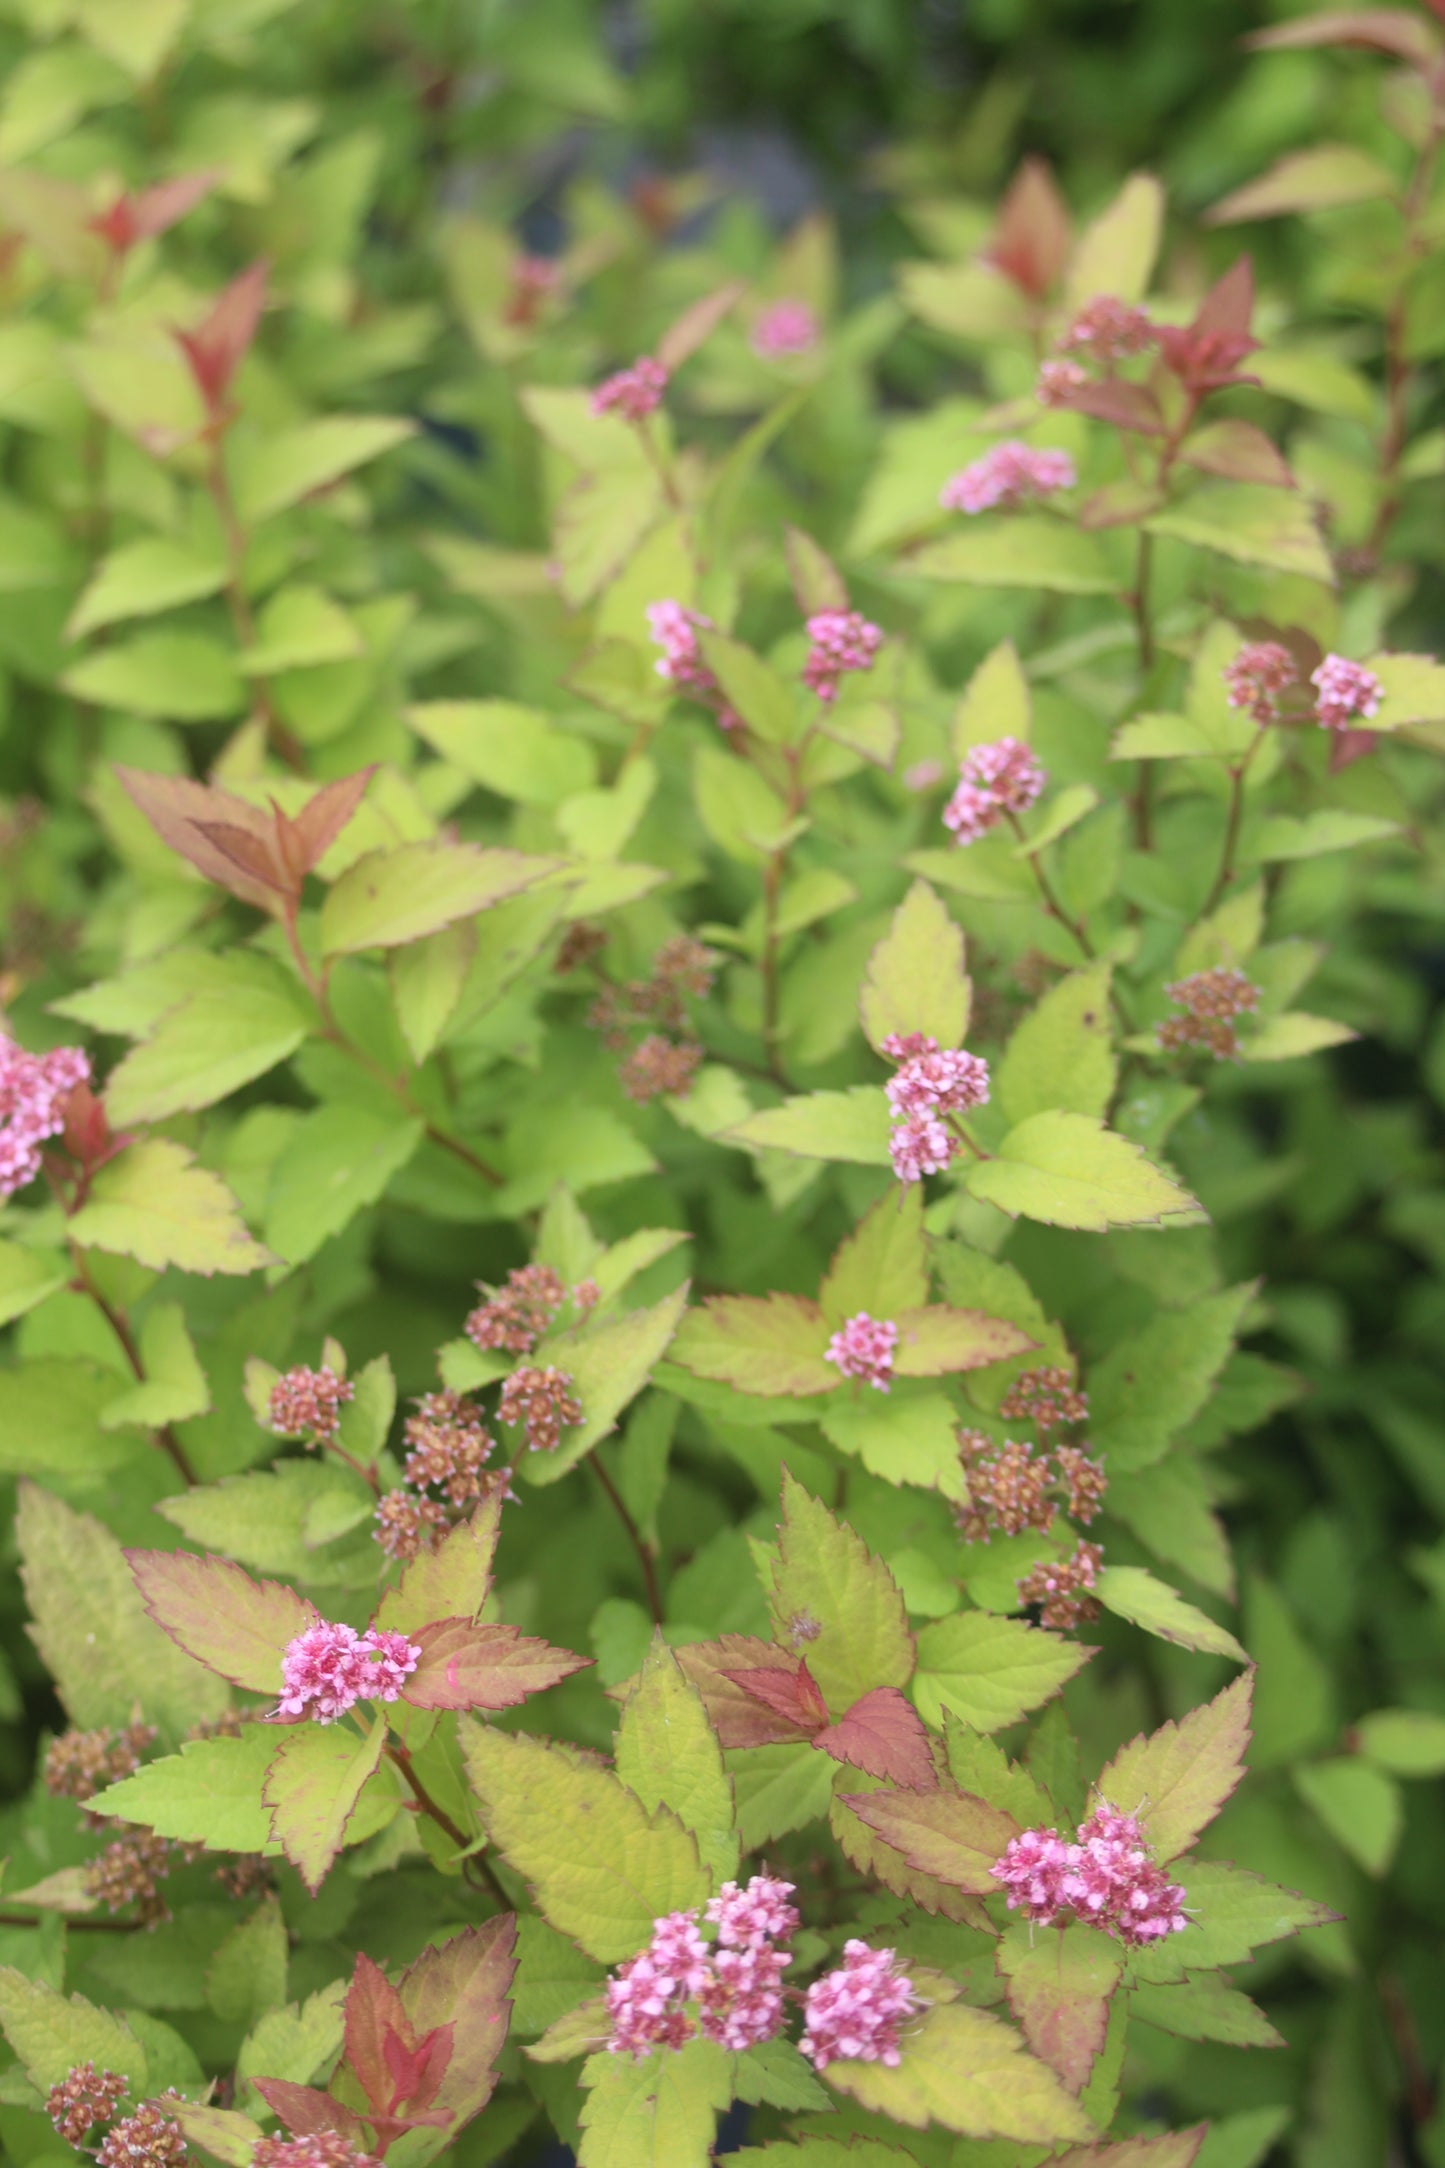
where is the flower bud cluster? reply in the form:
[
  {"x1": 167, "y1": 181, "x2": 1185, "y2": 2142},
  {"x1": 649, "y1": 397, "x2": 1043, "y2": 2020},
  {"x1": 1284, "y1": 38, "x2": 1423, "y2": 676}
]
[
  {"x1": 376, "y1": 1385, "x2": 508, "y2": 1563},
  {"x1": 645, "y1": 601, "x2": 741, "y2": 732},
  {"x1": 1016, "y1": 1538, "x2": 1105, "y2": 1629},
  {"x1": 0, "y1": 1034, "x2": 89, "y2": 1198},
  {"x1": 1223, "y1": 640, "x2": 1297, "y2": 725},
  {"x1": 499, "y1": 1365, "x2": 585, "y2": 1454},
  {"x1": 800, "y1": 1940, "x2": 920, "y2": 2070},
  {"x1": 590, "y1": 356, "x2": 668, "y2": 420},
  {"x1": 46, "y1": 2063, "x2": 128, "y2": 2144},
  {"x1": 588, "y1": 935, "x2": 717, "y2": 1104},
  {"x1": 95, "y1": 2096, "x2": 188, "y2": 2168},
  {"x1": 267, "y1": 1365, "x2": 354, "y2": 1449},
  {"x1": 278, "y1": 1620, "x2": 421, "y2": 1724},
  {"x1": 881, "y1": 1032, "x2": 990, "y2": 1187},
  {"x1": 1156, "y1": 968, "x2": 1260, "y2": 1061},
  {"x1": 45, "y1": 1721, "x2": 156, "y2": 1808},
  {"x1": 991, "y1": 1801, "x2": 1189, "y2": 1947},
  {"x1": 83, "y1": 1827, "x2": 175, "y2": 1925},
  {"x1": 940, "y1": 442, "x2": 1075, "y2": 515},
  {"x1": 1058, "y1": 295, "x2": 1154, "y2": 361},
  {"x1": 465, "y1": 1265, "x2": 584, "y2": 1355},
  {"x1": 825, "y1": 1312, "x2": 898, "y2": 1392},
  {"x1": 802, "y1": 610, "x2": 883, "y2": 703},
  {"x1": 606, "y1": 1875, "x2": 800, "y2": 2060},
  {"x1": 998, "y1": 1364, "x2": 1089, "y2": 1432},
  {"x1": 942, "y1": 736, "x2": 1046, "y2": 847}
]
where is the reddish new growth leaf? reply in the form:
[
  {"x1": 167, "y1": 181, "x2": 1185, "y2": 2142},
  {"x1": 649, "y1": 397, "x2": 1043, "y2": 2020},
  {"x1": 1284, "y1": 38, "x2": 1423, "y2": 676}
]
[
  {"x1": 676, "y1": 1636, "x2": 823, "y2": 1747},
  {"x1": 402, "y1": 1617, "x2": 591, "y2": 1711},
  {"x1": 814, "y1": 1687, "x2": 937, "y2": 1788},
  {"x1": 985, "y1": 157, "x2": 1072, "y2": 299},
  {"x1": 90, "y1": 170, "x2": 218, "y2": 256},
  {"x1": 173, "y1": 258, "x2": 269, "y2": 423},
  {"x1": 127, "y1": 1548, "x2": 314, "y2": 1695},
  {"x1": 1154, "y1": 258, "x2": 1260, "y2": 396},
  {"x1": 723, "y1": 1653, "x2": 830, "y2": 1738},
  {"x1": 115, "y1": 765, "x2": 375, "y2": 914},
  {"x1": 344, "y1": 1953, "x2": 454, "y2": 2149}
]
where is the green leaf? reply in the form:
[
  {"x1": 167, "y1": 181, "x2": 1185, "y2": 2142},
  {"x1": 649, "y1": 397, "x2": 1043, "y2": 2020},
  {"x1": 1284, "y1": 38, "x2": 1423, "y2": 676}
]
[
  {"x1": 321, "y1": 840, "x2": 556, "y2": 954},
  {"x1": 696, "y1": 632, "x2": 799, "y2": 746},
  {"x1": 1016, "y1": 783, "x2": 1099, "y2": 857},
  {"x1": 859, "y1": 879, "x2": 970, "y2": 1054},
  {"x1": 168, "y1": 2105, "x2": 266, "y2": 2168},
  {"x1": 578, "y1": 2034, "x2": 730, "y2": 2168},
  {"x1": 262, "y1": 1709, "x2": 388, "y2": 1892},
  {"x1": 1107, "y1": 1458, "x2": 1234, "y2": 1600},
  {"x1": 67, "y1": 537, "x2": 228, "y2": 640},
  {"x1": 1250, "y1": 809, "x2": 1398, "y2": 861},
  {"x1": 390, "y1": 923, "x2": 474, "y2": 1063},
  {"x1": 234, "y1": 415, "x2": 415, "y2": 523},
  {"x1": 733, "y1": 2035, "x2": 831, "y2": 2112},
  {"x1": 892, "y1": 1305, "x2": 1035, "y2": 1378},
  {"x1": 1095, "y1": 1566, "x2": 1247, "y2": 1663},
  {"x1": 995, "y1": 964, "x2": 1116, "y2": 1125},
  {"x1": 264, "y1": 1106, "x2": 425, "y2": 1266},
  {"x1": 1208, "y1": 145, "x2": 1398, "y2": 224},
  {"x1": 728, "y1": 1087, "x2": 892, "y2": 1165},
  {"x1": 911, "y1": 520, "x2": 1120, "y2": 595},
  {"x1": 89, "y1": 1731, "x2": 282, "y2": 1853},
  {"x1": 821, "y1": 1389, "x2": 967, "y2": 1496},
  {"x1": 1093, "y1": 1674, "x2": 1253, "y2": 1860},
  {"x1": 1146, "y1": 484, "x2": 1334, "y2": 583},
  {"x1": 235, "y1": 1985, "x2": 346, "y2": 2121},
  {"x1": 18, "y1": 1485, "x2": 229, "y2": 1737},
  {"x1": 63, "y1": 631, "x2": 245, "y2": 720},
  {"x1": 1353, "y1": 1708, "x2": 1445, "y2": 1776},
  {"x1": 242, "y1": 585, "x2": 363, "y2": 674},
  {"x1": 820, "y1": 1186, "x2": 930, "y2": 1321},
  {"x1": 0, "y1": 1360, "x2": 138, "y2": 1483},
  {"x1": 106, "y1": 973, "x2": 311, "y2": 1125},
  {"x1": 1066, "y1": 172, "x2": 1164, "y2": 306},
  {"x1": 409, "y1": 700, "x2": 597, "y2": 805},
  {"x1": 99, "y1": 1302, "x2": 210, "y2": 1431},
  {"x1": 967, "y1": 1114, "x2": 1201, "y2": 1231},
  {"x1": 913, "y1": 1612, "x2": 1091, "y2": 1733},
  {"x1": 374, "y1": 1500, "x2": 502, "y2": 1637},
  {"x1": 462, "y1": 1724, "x2": 710, "y2": 1962},
  {"x1": 69, "y1": 1139, "x2": 273, "y2": 1276},
  {"x1": 614, "y1": 1638, "x2": 738, "y2": 1884},
  {"x1": 670, "y1": 1294, "x2": 836, "y2": 1398},
  {"x1": 0, "y1": 1970, "x2": 148, "y2": 2094},
  {"x1": 692, "y1": 744, "x2": 795, "y2": 864},
  {"x1": 1292, "y1": 1759, "x2": 1403, "y2": 1876},
  {"x1": 1134, "y1": 1858, "x2": 1337, "y2": 1982},
  {"x1": 823, "y1": 1999, "x2": 1093, "y2": 2141},
  {"x1": 1242, "y1": 1011, "x2": 1355, "y2": 1061},
  {"x1": 997, "y1": 1921, "x2": 1123, "y2": 2095},
  {"x1": 768, "y1": 1468, "x2": 914, "y2": 1712},
  {"x1": 1089, "y1": 1283, "x2": 1255, "y2": 1473},
  {"x1": 206, "y1": 1896, "x2": 288, "y2": 2028},
  {"x1": 952, "y1": 639, "x2": 1031, "y2": 759},
  {"x1": 523, "y1": 1283, "x2": 690, "y2": 1483},
  {"x1": 1128, "y1": 1977, "x2": 1283, "y2": 2050},
  {"x1": 0, "y1": 1240, "x2": 67, "y2": 1326}
]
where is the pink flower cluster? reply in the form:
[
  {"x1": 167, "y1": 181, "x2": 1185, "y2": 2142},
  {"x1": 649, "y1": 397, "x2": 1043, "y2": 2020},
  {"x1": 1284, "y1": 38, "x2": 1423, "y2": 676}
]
[
  {"x1": 0, "y1": 1035, "x2": 89, "y2": 1198},
  {"x1": 800, "y1": 1940, "x2": 920, "y2": 2070},
  {"x1": 752, "y1": 300, "x2": 819, "y2": 357},
  {"x1": 825, "y1": 1312, "x2": 898, "y2": 1391},
  {"x1": 1223, "y1": 640, "x2": 1297, "y2": 726},
  {"x1": 881, "y1": 1031, "x2": 989, "y2": 1187},
  {"x1": 591, "y1": 356, "x2": 668, "y2": 420},
  {"x1": 254, "y1": 2135, "x2": 382, "y2": 2168},
  {"x1": 1058, "y1": 295, "x2": 1154, "y2": 361},
  {"x1": 268, "y1": 1364, "x2": 354, "y2": 1448},
  {"x1": 645, "y1": 600, "x2": 740, "y2": 730},
  {"x1": 1311, "y1": 654, "x2": 1383, "y2": 732},
  {"x1": 991, "y1": 1802, "x2": 1189, "y2": 1948},
  {"x1": 802, "y1": 610, "x2": 883, "y2": 703},
  {"x1": 278, "y1": 1619, "x2": 421, "y2": 1724},
  {"x1": 942, "y1": 736, "x2": 1046, "y2": 846},
  {"x1": 1037, "y1": 358, "x2": 1088, "y2": 407},
  {"x1": 606, "y1": 1875, "x2": 799, "y2": 2060},
  {"x1": 940, "y1": 441, "x2": 1076, "y2": 515}
]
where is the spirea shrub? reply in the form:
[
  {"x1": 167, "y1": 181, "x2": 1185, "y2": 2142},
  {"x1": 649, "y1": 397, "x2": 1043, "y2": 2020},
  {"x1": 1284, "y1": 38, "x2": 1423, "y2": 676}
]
[{"x1": 0, "y1": 2, "x2": 1443, "y2": 2165}]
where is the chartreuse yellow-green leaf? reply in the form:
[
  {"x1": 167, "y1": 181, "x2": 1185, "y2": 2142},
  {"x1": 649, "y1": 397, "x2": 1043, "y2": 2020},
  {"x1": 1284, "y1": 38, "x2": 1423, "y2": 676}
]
[
  {"x1": 823, "y1": 1999, "x2": 1093, "y2": 2141},
  {"x1": 0, "y1": 1971, "x2": 149, "y2": 2094},
  {"x1": 859, "y1": 878, "x2": 970, "y2": 1054},
  {"x1": 768, "y1": 1469, "x2": 914, "y2": 1713},
  {"x1": 966, "y1": 1112, "x2": 1202, "y2": 1231},
  {"x1": 1095, "y1": 1565, "x2": 1248, "y2": 1663},
  {"x1": 912, "y1": 1612, "x2": 1090, "y2": 1733},
  {"x1": 995, "y1": 963, "x2": 1116, "y2": 1125},
  {"x1": 1093, "y1": 1674, "x2": 1253, "y2": 1861},
  {"x1": 578, "y1": 2034, "x2": 730, "y2": 2168},
  {"x1": 462, "y1": 1724, "x2": 710, "y2": 1962},
  {"x1": 69, "y1": 1138, "x2": 273, "y2": 1276},
  {"x1": 523, "y1": 1283, "x2": 690, "y2": 1485},
  {"x1": 321, "y1": 838, "x2": 557, "y2": 954},
  {"x1": 614, "y1": 1637, "x2": 738, "y2": 1885}
]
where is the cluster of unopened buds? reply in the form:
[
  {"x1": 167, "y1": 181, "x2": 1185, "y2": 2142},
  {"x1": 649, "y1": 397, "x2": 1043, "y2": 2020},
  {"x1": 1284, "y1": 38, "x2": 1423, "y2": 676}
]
[
  {"x1": 646, "y1": 600, "x2": 741, "y2": 732},
  {"x1": 45, "y1": 1720, "x2": 155, "y2": 1810},
  {"x1": 957, "y1": 1367, "x2": 1107, "y2": 1627},
  {"x1": 942, "y1": 735, "x2": 1046, "y2": 846},
  {"x1": 1156, "y1": 967, "x2": 1261, "y2": 1061},
  {"x1": 751, "y1": 298, "x2": 819, "y2": 357},
  {"x1": 375, "y1": 1387, "x2": 507, "y2": 1563},
  {"x1": 591, "y1": 355, "x2": 668, "y2": 420},
  {"x1": 277, "y1": 1619, "x2": 419, "y2": 1724},
  {"x1": 881, "y1": 1031, "x2": 990, "y2": 1185},
  {"x1": 499, "y1": 1364, "x2": 585, "y2": 1454},
  {"x1": 45, "y1": 2073, "x2": 188, "y2": 2168},
  {"x1": 826, "y1": 1312, "x2": 898, "y2": 1392},
  {"x1": 1222, "y1": 640, "x2": 1385, "y2": 735},
  {"x1": 606, "y1": 1875, "x2": 800, "y2": 2058},
  {"x1": 465, "y1": 1263, "x2": 596, "y2": 1355},
  {"x1": 588, "y1": 933, "x2": 717, "y2": 1104},
  {"x1": 941, "y1": 440, "x2": 1076, "y2": 515},
  {"x1": 1016, "y1": 1539, "x2": 1105, "y2": 1630},
  {"x1": 802, "y1": 609, "x2": 883, "y2": 702},
  {"x1": 0, "y1": 1032, "x2": 89, "y2": 1198},
  {"x1": 992, "y1": 1802, "x2": 1189, "y2": 1947},
  {"x1": 1036, "y1": 292, "x2": 1153, "y2": 405},
  {"x1": 267, "y1": 1364, "x2": 354, "y2": 1449}
]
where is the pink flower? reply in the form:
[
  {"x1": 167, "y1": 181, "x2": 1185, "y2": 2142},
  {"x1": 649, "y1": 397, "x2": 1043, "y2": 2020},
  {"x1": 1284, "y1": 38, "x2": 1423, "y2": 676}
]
[
  {"x1": 941, "y1": 441, "x2": 1076, "y2": 515},
  {"x1": 990, "y1": 1825, "x2": 1078, "y2": 1923},
  {"x1": 825, "y1": 1313, "x2": 898, "y2": 1392},
  {"x1": 498, "y1": 1365, "x2": 584, "y2": 1453},
  {"x1": 943, "y1": 736, "x2": 1046, "y2": 846},
  {"x1": 886, "y1": 1047, "x2": 990, "y2": 1120},
  {"x1": 802, "y1": 609, "x2": 883, "y2": 703},
  {"x1": 800, "y1": 1940, "x2": 920, "y2": 2070},
  {"x1": 752, "y1": 300, "x2": 819, "y2": 358},
  {"x1": 1311, "y1": 654, "x2": 1383, "y2": 732},
  {"x1": 278, "y1": 1620, "x2": 420, "y2": 1723},
  {"x1": 268, "y1": 1364, "x2": 354, "y2": 1447},
  {"x1": 881, "y1": 1031, "x2": 938, "y2": 1063},
  {"x1": 1036, "y1": 358, "x2": 1088, "y2": 406},
  {"x1": 1223, "y1": 640, "x2": 1298, "y2": 725},
  {"x1": 645, "y1": 601, "x2": 741, "y2": 730},
  {"x1": 591, "y1": 357, "x2": 668, "y2": 421},
  {"x1": 888, "y1": 1114, "x2": 956, "y2": 1185},
  {"x1": 0, "y1": 1036, "x2": 90, "y2": 1199},
  {"x1": 903, "y1": 758, "x2": 945, "y2": 791},
  {"x1": 1058, "y1": 295, "x2": 1154, "y2": 361}
]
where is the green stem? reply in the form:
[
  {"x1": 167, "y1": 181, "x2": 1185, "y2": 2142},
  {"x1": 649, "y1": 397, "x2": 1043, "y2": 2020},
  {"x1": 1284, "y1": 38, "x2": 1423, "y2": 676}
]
[{"x1": 1201, "y1": 734, "x2": 1263, "y2": 918}]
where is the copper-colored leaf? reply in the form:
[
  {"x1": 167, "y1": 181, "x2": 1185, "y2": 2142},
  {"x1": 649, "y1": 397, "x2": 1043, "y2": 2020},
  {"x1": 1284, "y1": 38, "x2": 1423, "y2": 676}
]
[
  {"x1": 724, "y1": 1655, "x2": 829, "y2": 1735},
  {"x1": 675, "y1": 1635, "x2": 814, "y2": 1748},
  {"x1": 251, "y1": 2083, "x2": 365, "y2": 2145},
  {"x1": 397, "y1": 1919, "x2": 518, "y2": 2135},
  {"x1": 987, "y1": 157, "x2": 1072, "y2": 298},
  {"x1": 126, "y1": 1548, "x2": 311, "y2": 1694},
  {"x1": 287, "y1": 766, "x2": 378, "y2": 873},
  {"x1": 402, "y1": 1618, "x2": 590, "y2": 1711},
  {"x1": 814, "y1": 1686, "x2": 937, "y2": 1788},
  {"x1": 655, "y1": 280, "x2": 747, "y2": 370},
  {"x1": 840, "y1": 1781, "x2": 1020, "y2": 1892},
  {"x1": 114, "y1": 766, "x2": 281, "y2": 912}
]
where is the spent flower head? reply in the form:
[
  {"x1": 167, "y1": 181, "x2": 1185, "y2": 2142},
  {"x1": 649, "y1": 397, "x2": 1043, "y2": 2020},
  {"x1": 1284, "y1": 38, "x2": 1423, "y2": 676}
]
[
  {"x1": 46, "y1": 2064, "x2": 128, "y2": 2145},
  {"x1": 1157, "y1": 968, "x2": 1260, "y2": 1061},
  {"x1": 268, "y1": 1365, "x2": 353, "y2": 1448},
  {"x1": 499, "y1": 1365, "x2": 584, "y2": 1453},
  {"x1": 96, "y1": 2098, "x2": 188, "y2": 2168},
  {"x1": 1016, "y1": 1538, "x2": 1104, "y2": 1629}
]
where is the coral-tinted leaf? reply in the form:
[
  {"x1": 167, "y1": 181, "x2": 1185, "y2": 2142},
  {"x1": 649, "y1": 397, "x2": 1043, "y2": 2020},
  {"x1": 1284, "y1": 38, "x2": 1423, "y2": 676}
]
[
  {"x1": 113, "y1": 766, "x2": 281, "y2": 911},
  {"x1": 397, "y1": 1917, "x2": 517, "y2": 2133},
  {"x1": 676, "y1": 1636, "x2": 818, "y2": 1748},
  {"x1": 344, "y1": 1951, "x2": 413, "y2": 2118},
  {"x1": 840, "y1": 1782, "x2": 1019, "y2": 1891},
  {"x1": 192, "y1": 819, "x2": 290, "y2": 895},
  {"x1": 263, "y1": 1711, "x2": 387, "y2": 1893},
  {"x1": 1053, "y1": 377, "x2": 1164, "y2": 435},
  {"x1": 824, "y1": 1999, "x2": 1093, "y2": 2140},
  {"x1": 1245, "y1": 9, "x2": 1439, "y2": 63},
  {"x1": 1092, "y1": 1673, "x2": 1252, "y2": 1861},
  {"x1": 656, "y1": 280, "x2": 747, "y2": 370},
  {"x1": 814, "y1": 1687, "x2": 936, "y2": 1788},
  {"x1": 251, "y1": 2082, "x2": 365, "y2": 2144},
  {"x1": 892, "y1": 1304, "x2": 1035, "y2": 1377},
  {"x1": 830, "y1": 1777, "x2": 991, "y2": 1926},
  {"x1": 1177, "y1": 419, "x2": 1296, "y2": 488},
  {"x1": 987, "y1": 157, "x2": 1072, "y2": 299},
  {"x1": 996, "y1": 1922, "x2": 1123, "y2": 2094},
  {"x1": 726, "y1": 1657, "x2": 829, "y2": 1735},
  {"x1": 403, "y1": 1618, "x2": 590, "y2": 1711},
  {"x1": 176, "y1": 260, "x2": 268, "y2": 410},
  {"x1": 669, "y1": 1294, "x2": 837, "y2": 1397},
  {"x1": 126, "y1": 1548, "x2": 311, "y2": 1694},
  {"x1": 288, "y1": 767, "x2": 378, "y2": 873}
]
